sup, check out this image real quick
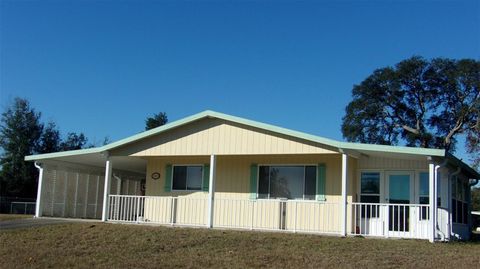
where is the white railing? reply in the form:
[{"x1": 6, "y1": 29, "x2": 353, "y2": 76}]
[
  {"x1": 205, "y1": 198, "x2": 341, "y2": 234},
  {"x1": 108, "y1": 195, "x2": 208, "y2": 226},
  {"x1": 108, "y1": 196, "x2": 436, "y2": 239},
  {"x1": 108, "y1": 195, "x2": 145, "y2": 223},
  {"x1": 351, "y1": 202, "x2": 430, "y2": 239},
  {"x1": 109, "y1": 195, "x2": 341, "y2": 234}
]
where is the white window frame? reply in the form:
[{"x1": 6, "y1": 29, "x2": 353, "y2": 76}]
[
  {"x1": 171, "y1": 164, "x2": 204, "y2": 192},
  {"x1": 256, "y1": 164, "x2": 317, "y2": 200},
  {"x1": 359, "y1": 171, "x2": 382, "y2": 203},
  {"x1": 357, "y1": 171, "x2": 383, "y2": 220},
  {"x1": 417, "y1": 171, "x2": 429, "y2": 203}
]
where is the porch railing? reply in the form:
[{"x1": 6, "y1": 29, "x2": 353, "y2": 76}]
[
  {"x1": 108, "y1": 195, "x2": 341, "y2": 234},
  {"x1": 213, "y1": 199, "x2": 340, "y2": 234},
  {"x1": 350, "y1": 202, "x2": 430, "y2": 239},
  {"x1": 108, "y1": 195, "x2": 208, "y2": 226},
  {"x1": 107, "y1": 196, "x2": 438, "y2": 239}
]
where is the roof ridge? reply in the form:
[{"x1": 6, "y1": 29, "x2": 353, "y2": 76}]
[{"x1": 25, "y1": 110, "x2": 446, "y2": 161}]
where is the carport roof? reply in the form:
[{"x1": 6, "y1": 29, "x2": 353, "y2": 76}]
[{"x1": 24, "y1": 110, "x2": 479, "y2": 178}]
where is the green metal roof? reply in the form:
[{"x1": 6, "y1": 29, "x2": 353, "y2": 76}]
[{"x1": 25, "y1": 110, "x2": 447, "y2": 161}]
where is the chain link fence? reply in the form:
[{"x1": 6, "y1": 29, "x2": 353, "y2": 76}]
[{"x1": 0, "y1": 196, "x2": 36, "y2": 214}]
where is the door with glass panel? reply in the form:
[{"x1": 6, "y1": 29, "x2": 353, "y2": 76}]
[
  {"x1": 358, "y1": 172, "x2": 383, "y2": 236},
  {"x1": 385, "y1": 171, "x2": 414, "y2": 237},
  {"x1": 414, "y1": 172, "x2": 431, "y2": 239}
]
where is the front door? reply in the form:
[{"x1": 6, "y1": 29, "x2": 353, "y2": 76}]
[{"x1": 385, "y1": 171, "x2": 414, "y2": 237}]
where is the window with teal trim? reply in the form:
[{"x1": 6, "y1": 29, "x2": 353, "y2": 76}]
[
  {"x1": 172, "y1": 165, "x2": 203, "y2": 191},
  {"x1": 257, "y1": 165, "x2": 316, "y2": 200}
]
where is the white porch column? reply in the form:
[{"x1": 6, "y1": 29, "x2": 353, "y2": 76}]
[
  {"x1": 207, "y1": 154, "x2": 217, "y2": 228},
  {"x1": 34, "y1": 162, "x2": 44, "y2": 218},
  {"x1": 429, "y1": 162, "x2": 435, "y2": 243},
  {"x1": 101, "y1": 156, "x2": 113, "y2": 222},
  {"x1": 341, "y1": 153, "x2": 348, "y2": 236}
]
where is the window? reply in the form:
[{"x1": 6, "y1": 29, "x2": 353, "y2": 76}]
[
  {"x1": 417, "y1": 172, "x2": 443, "y2": 220},
  {"x1": 452, "y1": 176, "x2": 468, "y2": 224},
  {"x1": 360, "y1": 172, "x2": 380, "y2": 218},
  {"x1": 172, "y1": 165, "x2": 203, "y2": 191},
  {"x1": 419, "y1": 172, "x2": 429, "y2": 220},
  {"x1": 257, "y1": 165, "x2": 316, "y2": 200}
]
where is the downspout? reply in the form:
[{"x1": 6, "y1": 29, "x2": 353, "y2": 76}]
[
  {"x1": 113, "y1": 175, "x2": 122, "y2": 195},
  {"x1": 434, "y1": 159, "x2": 448, "y2": 242},
  {"x1": 34, "y1": 162, "x2": 44, "y2": 218},
  {"x1": 448, "y1": 167, "x2": 462, "y2": 241}
]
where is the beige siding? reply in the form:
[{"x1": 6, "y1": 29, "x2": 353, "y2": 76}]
[
  {"x1": 144, "y1": 154, "x2": 356, "y2": 233},
  {"x1": 111, "y1": 118, "x2": 338, "y2": 156}
]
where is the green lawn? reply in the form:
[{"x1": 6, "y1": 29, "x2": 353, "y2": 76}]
[
  {"x1": 0, "y1": 214, "x2": 33, "y2": 222},
  {"x1": 1, "y1": 222, "x2": 479, "y2": 268}
]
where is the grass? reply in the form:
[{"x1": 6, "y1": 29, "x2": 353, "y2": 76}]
[
  {"x1": 0, "y1": 214, "x2": 33, "y2": 222},
  {"x1": 1, "y1": 222, "x2": 479, "y2": 269}
]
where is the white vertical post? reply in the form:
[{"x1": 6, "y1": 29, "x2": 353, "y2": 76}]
[
  {"x1": 101, "y1": 155, "x2": 113, "y2": 222},
  {"x1": 207, "y1": 154, "x2": 216, "y2": 228},
  {"x1": 341, "y1": 153, "x2": 348, "y2": 236},
  {"x1": 429, "y1": 162, "x2": 435, "y2": 243},
  {"x1": 34, "y1": 162, "x2": 44, "y2": 218},
  {"x1": 51, "y1": 169, "x2": 56, "y2": 216},
  {"x1": 84, "y1": 174, "x2": 90, "y2": 218},
  {"x1": 73, "y1": 173, "x2": 79, "y2": 217},
  {"x1": 63, "y1": 171, "x2": 68, "y2": 217},
  {"x1": 94, "y1": 175, "x2": 100, "y2": 218}
]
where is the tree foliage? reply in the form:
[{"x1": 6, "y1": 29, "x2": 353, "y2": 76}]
[
  {"x1": 0, "y1": 98, "x2": 94, "y2": 198},
  {"x1": 60, "y1": 132, "x2": 88, "y2": 151},
  {"x1": 342, "y1": 56, "x2": 479, "y2": 164},
  {"x1": 145, "y1": 112, "x2": 168, "y2": 130},
  {"x1": 37, "y1": 121, "x2": 61, "y2": 154},
  {"x1": 0, "y1": 98, "x2": 43, "y2": 197}
]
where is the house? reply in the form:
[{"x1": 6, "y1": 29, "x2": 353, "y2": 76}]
[{"x1": 25, "y1": 110, "x2": 479, "y2": 242}]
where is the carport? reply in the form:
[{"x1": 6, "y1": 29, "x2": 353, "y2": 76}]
[{"x1": 27, "y1": 149, "x2": 146, "y2": 220}]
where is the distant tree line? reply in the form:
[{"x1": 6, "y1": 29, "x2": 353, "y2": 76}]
[
  {"x1": 0, "y1": 97, "x2": 169, "y2": 199},
  {"x1": 0, "y1": 98, "x2": 94, "y2": 198}
]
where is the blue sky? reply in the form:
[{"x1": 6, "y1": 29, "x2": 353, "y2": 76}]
[{"x1": 1, "y1": 1, "x2": 479, "y2": 161}]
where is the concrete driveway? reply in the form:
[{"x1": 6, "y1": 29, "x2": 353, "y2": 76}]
[{"x1": 0, "y1": 217, "x2": 97, "y2": 230}]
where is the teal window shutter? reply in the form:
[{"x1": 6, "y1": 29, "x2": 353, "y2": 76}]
[
  {"x1": 250, "y1": 164, "x2": 258, "y2": 200},
  {"x1": 164, "y1": 164, "x2": 172, "y2": 192},
  {"x1": 202, "y1": 164, "x2": 210, "y2": 192},
  {"x1": 316, "y1": 163, "x2": 326, "y2": 201}
]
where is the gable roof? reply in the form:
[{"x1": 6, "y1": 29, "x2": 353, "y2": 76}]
[
  {"x1": 25, "y1": 110, "x2": 480, "y2": 179},
  {"x1": 25, "y1": 110, "x2": 447, "y2": 161}
]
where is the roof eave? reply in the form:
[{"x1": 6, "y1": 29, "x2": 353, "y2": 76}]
[
  {"x1": 339, "y1": 142, "x2": 446, "y2": 157},
  {"x1": 445, "y1": 153, "x2": 480, "y2": 179},
  {"x1": 24, "y1": 147, "x2": 105, "y2": 161}
]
